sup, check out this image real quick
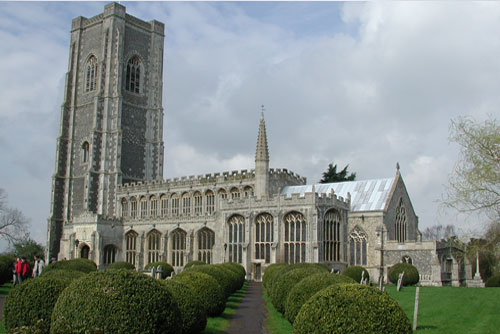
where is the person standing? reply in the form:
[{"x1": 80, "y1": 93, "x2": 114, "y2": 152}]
[
  {"x1": 13, "y1": 257, "x2": 21, "y2": 285},
  {"x1": 32, "y1": 256, "x2": 45, "y2": 277},
  {"x1": 16, "y1": 257, "x2": 30, "y2": 283}
]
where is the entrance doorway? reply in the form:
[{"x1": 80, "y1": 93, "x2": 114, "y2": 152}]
[{"x1": 255, "y1": 263, "x2": 261, "y2": 281}]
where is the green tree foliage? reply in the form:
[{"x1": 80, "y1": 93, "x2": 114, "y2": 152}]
[
  {"x1": 11, "y1": 236, "x2": 44, "y2": 262},
  {"x1": 319, "y1": 163, "x2": 356, "y2": 183}
]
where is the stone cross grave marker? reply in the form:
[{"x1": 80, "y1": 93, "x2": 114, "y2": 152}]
[{"x1": 397, "y1": 271, "x2": 405, "y2": 291}]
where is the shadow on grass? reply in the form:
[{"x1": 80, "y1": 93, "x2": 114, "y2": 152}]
[
  {"x1": 417, "y1": 325, "x2": 438, "y2": 330},
  {"x1": 204, "y1": 281, "x2": 248, "y2": 333},
  {"x1": 0, "y1": 283, "x2": 12, "y2": 297}
]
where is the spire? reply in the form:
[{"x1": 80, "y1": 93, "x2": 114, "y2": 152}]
[{"x1": 255, "y1": 107, "x2": 269, "y2": 162}]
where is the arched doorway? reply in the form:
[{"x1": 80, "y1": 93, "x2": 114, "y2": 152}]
[{"x1": 80, "y1": 245, "x2": 90, "y2": 259}]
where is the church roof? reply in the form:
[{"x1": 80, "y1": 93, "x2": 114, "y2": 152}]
[{"x1": 280, "y1": 177, "x2": 396, "y2": 212}]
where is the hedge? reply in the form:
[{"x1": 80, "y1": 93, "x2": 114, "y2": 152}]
[
  {"x1": 267, "y1": 263, "x2": 328, "y2": 298},
  {"x1": 4, "y1": 277, "x2": 72, "y2": 334},
  {"x1": 388, "y1": 263, "x2": 420, "y2": 286},
  {"x1": 144, "y1": 262, "x2": 174, "y2": 279},
  {"x1": 39, "y1": 269, "x2": 87, "y2": 281},
  {"x1": 271, "y1": 265, "x2": 328, "y2": 314},
  {"x1": 218, "y1": 263, "x2": 246, "y2": 288},
  {"x1": 172, "y1": 271, "x2": 226, "y2": 317},
  {"x1": 0, "y1": 254, "x2": 16, "y2": 285},
  {"x1": 285, "y1": 272, "x2": 356, "y2": 323},
  {"x1": 50, "y1": 269, "x2": 181, "y2": 334},
  {"x1": 214, "y1": 264, "x2": 242, "y2": 292},
  {"x1": 162, "y1": 279, "x2": 207, "y2": 334},
  {"x1": 43, "y1": 258, "x2": 97, "y2": 274},
  {"x1": 263, "y1": 263, "x2": 288, "y2": 291},
  {"x1": 293, "y1": 283, "x2": 412, "y2": 334},
  {"x1": 342, "y1": 266, "x2": 370, "y2": 283},
  {"x1": 485, "y1": 274, "x2": 500, "y2": 287},
  {"x1": 106, "y1": 261, "x2": 136, "y2": 271},
  {"x1": 184, "y1": 261, "x2": 205, "y2": 269},
  {"x1": 185, "y1": 265, "x2": 234, "y2": 298}
]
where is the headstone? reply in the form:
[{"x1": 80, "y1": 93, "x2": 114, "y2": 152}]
[
  {"x1": 150, "y1": 266, "x2": 156, "y2": 279},
  {"x1": 397, "y1": 271, "x2": 405, "y2": 291},
  {"x1": 360, "y1": 271, "x2": 365, "y2": 284},
  {"x1": 413, "y1": 287, "x2": 420, "y2": 330},
  {"x1": 157, "y1": 265, "x2": 163, "y2": 279}
]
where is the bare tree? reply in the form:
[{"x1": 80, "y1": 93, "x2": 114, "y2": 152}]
[
  {"x1": 422, "y1": 224, "x2": 457, "y2": 241},
  {"x1": 0, "y1": 188, "x2": 29, "y2": 243}
]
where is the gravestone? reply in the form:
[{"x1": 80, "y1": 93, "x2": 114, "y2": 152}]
[
  {"x1": 397, "y1": 271, "x2": 405, "y2": 291},
  {"x1": 157, "y1": 265, "x2": 163, "y2": 279},
  {"x1": 150, "y1": 266, "x2": 157, "y2": 279}
]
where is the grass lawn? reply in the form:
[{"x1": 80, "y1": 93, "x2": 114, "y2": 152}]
[
  {"x1": 264, "y1": 284, "x2": 500, "y2": 334},
  {"x1": 204, "y1": 281, "x2": 248, "y2": 334}
]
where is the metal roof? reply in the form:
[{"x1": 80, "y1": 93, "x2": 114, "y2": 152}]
[{"x1": 280, "y1": 178, "x2": 395, "y2": 212}]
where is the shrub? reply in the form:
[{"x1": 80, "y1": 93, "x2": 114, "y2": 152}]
[
  {"x1": 271, "y1": 265, "x2": 328, "y2": 314},
  {"x1": 267, "y1": 263, "x2": 328, "y2": 298},
  {"x1": 342, "y1": 266, "x2": 370, "y2": 283},
  {"x1": 106, "y1": 261, "x2": 136, "y2": 271},
  {"x1": 214, "y1": 264, "x2": 242, "y2": 292},
  {"x1": 388, "y1": 263, "x2": 420, "y2": 286},
  {"x1": 184, "y1": 261, "x2": 205, "y2": 269},
  {"x1": 0, "y1": 254, "x2": 16, "y2": 285},
  {"x1": 186, "y1": 264, "x2": 234, "y2": 298},
  {"x1": 162, "y1": 279, "x2": 207, "y2": 334},
  {"x1": 263, "y1": 263, "x2": 288, "y2": 291},
  {"x1": 43, "y1": 258, "x2": 97, "y2": 274},
  {"x1": 217, "y1": 263, "x2": 245, "y2": 289},
  {"x1": 285, "y1": 272, "x2": 356, "y2": 323},
  {"x1": 485, "y1": 274, "x2": 500, "y2": 287},
  {"x1": 144, "y1": 262, "x2": 174, "y2": 279},
  {"x1": 173, "y1": 271, "x2": 226, "y2": 317},
  {"x1": 39, "y1": 269, "x2": 87, "y2": 281},
  {"x1": 4, "y1": 277, "x2": 72, "y2": 334},
  {"x1": 50, "y1": 269, "x2": 181, "y2": 334},
  {"x1": 293, "y1": 283, "x2": 412, "y2": 334}
]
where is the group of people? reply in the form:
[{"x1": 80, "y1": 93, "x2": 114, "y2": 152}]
[{"x1": 13, "y1": 255, "x2": 45, "y2": 285}]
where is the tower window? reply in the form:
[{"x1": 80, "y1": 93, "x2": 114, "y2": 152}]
[
  {"x1": 125, "y1": 56, "x2": 141, "y2": 93},
  {"x1": 395, "y1": 198, "x2": 408, "y2": 243},
  {"x1": 81, "y1": 142, "x2": 90, "y2": 163},
  {"x1": 85, "y1": 56, "x2": 98, "y2": 92}
]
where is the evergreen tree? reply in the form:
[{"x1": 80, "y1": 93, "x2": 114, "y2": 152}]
[{"x1": 320, "y1": 163, "x2": 356, "y2": 183}]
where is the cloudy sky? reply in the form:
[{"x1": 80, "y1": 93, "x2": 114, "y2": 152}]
[{"x1": 0, "y1": 1, "x2": 498, "y2": 250}]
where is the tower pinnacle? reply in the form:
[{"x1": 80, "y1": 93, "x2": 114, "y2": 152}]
[{"x1": 255, "y1": 110, "x2": 269, "y2": 162}]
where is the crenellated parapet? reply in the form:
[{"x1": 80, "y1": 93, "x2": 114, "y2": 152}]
[{"x1": 269, "y1": 168, "x2": 306, "y2": 184}]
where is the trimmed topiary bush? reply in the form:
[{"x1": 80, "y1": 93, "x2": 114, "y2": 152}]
[
  {"x1": 388, "y1": 263, "x2": 420, "y2": 286},
  {"x1": 162, "y1": 279, "x2": 207, "y2": 334},
  {"x1": 285, "y1": 272, "x2": 356, "y2": 323},
  {"x1": 271, "y1": 265, "x2": 328, "y2": 314},
  {"x1": 267, "y1": 263, "x2": 328, "y2": 298},
  {"x1": 43, "y1": 258, "x2": 97, "y2": 274},
  {"x1": 144, "y1": 261, "x2": 174, "y2": 279},
  {"x1": 217, "y1": 263, "x2": 245, "y2": 289},
  {"x1": 184, "y1": 261, "x2": 205, "y2": 269},
  {"x1": 0, "y1": 254, "x2": 16, "y2": 285},
  {"x1": 213, "y1": 264, "x2": 241, "y2": 293},
  {"x1": 186, "y1": 264, "x2": 234, "y2": 298},
  {"x1": 293, "y1": 283, "x2": 412, "y2": 334},
  {"x1": 485, "y1": 274, "x2": 500, "y2": 287},
  {"x1": 342, "y1": 266, "x2": 370, "y2": 283},
  {"x1": 39, "y1": 269, "x2": 87, "y2": 281},
  {"x1": 172, "y1": 271, "x2": 226, "y2": 317},
  {"x1": 263, "y1": 263, "x2": 288, "y2": 292},
  {"x1": 50, "y1": 269, "x2": 181, "y2": 334},
  {"x1": 106, "y1": 261, "x2": 136, "y2": 271},
  {"x1": 4, "y1": 277, "x2": 72, "y2": 334}
]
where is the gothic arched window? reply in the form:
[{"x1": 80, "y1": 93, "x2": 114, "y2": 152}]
[
  {"x1": 171, "y1": 229, "x2": 186, "y2": 267},
  {"x1": 121, "y1": 198, "x2": 129, "y2": 217},
  {"x1": 205, "y1": 190, "x2": 215, "y2": 214},
  {"x1": 81, "y1": 141, "x2": 90, "y2": 163},
  {"x1": 103, "y1": 245, "x2": 117, "y2": 265},
  {"x1": 125, "y1": 230, "x2": 137, "y2": 266},
  {"x1": 395, "y1": 198, "x2": 408, "y2": 243},
  {"x1": 147, "y1": 229, "x2": 161, "y2": 264},
  {"x1": 324, "y1": 210, "x2": 341, "y2": 262},
  {"x1": 194, "y1": 192, "x2": 202, "y2": 215},
  {"x1": 182, "y1": 192, "x2": 191, "y2": 216},
  {"x1": 349, "y1": 227, "x2": 367, "y2": 266},
  {"x1": 171, "y1": 194, "x2": 179, "y2": 216},
  {"x1": 160, "y1": 194, "x2": 168, "y2": 217},
  {"x1": 230, "y1": 187, "x2": 240, "y2": 199},
  {"x1": 283, "y1": 212, "x2": 306, "y2": 264},
  {"x1": 125, "y1": 56, "x2": 141, "y2": 93},
  {"x1": 227, "y1": 215, "x2": 245, "y2": 264},
  {"x1": 140, "y1": 196, "x2": 147, "y2": 218},
  {"x1": 255, "y1": 213, "x2": 273, "y2": 263},
  {"x1": 130, "y1": 197, "x2": 137, "y2": 218},
  {"x1": 197, "y1": 228, "x2": 215, "y2": 264},
  {"x1": 85, "y1": 55, "x2": 98, "y2": 92},
  {"x1": 149, "y1": 195, "x2": 157, "y2": 217}
]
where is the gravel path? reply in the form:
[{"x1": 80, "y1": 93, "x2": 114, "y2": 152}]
[{"x1": 226, "y1": 281, "x2": 268, "y2": 334}]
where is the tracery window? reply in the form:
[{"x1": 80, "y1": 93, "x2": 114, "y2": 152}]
[
  {"x1": 227, "y1": 215, "x2": 245, "y2": 264},
  {"x1": 349, "y1": 227, "x2": 367, "y2": 266},
  {"x1": 243, "y1": 186, "x2": 253, "y2": 198},
  {"x1": 125, "y1": 56, "x2": 141, "y2": 93},
  {"x1": 140, "y1": 196, "x2": 147, "y2": 218},
  {"x1": 194, "y1": 192, "x2": 202, "y2": 216},
  {"x1": 103, "y1": 245, "x2": 117, "y2": 265},
  {"x1": 395, "y1": 198, "x2": 408, "y2": 243},
  {"x1": 197, "y1": 228, "x2": 215, "y2": 264},
  {"x1": 85, "y1": 55, "x2": 98, "y2": 92},
  {"x1": 171, "y1": 194, "x2": 179, "y2": 216},
  {"x1": 81, "y1": 142, "x2": 90, "y2": 163},
  {"x1": 125, "y1": 231, "x2": 137, "y2": 266},
  {"x1": 130, "y1": 197, "x2": 137, "y2": 218},
  {"x1": 147, "y1": 229, "x2": 161, "y2": 264},
  {"x1": 171, "y1": 229, "x2": 186, "y2": 267},
  {"x1": 160, "y1": 194, "x2": 168, "y2": 217},
  {"x1": 218, "y1": 189, "x2": 227, "y2": 200},
  {"x1": 121, "y1": 198, "x2": 129, "y2": 217},
  {"x1": 324, "y1": 210, "x2": 341, "y2": 262},
  {"x1": 230, "y1": 187, "x2": 240, "y2": 200},
  {"x1": 255, "y1": 213, "x2": 273, "y2": 263},
  {"x1": 182, "y1": 193, "x2": 191, "y2": 216},
  {"x1": 205, "y1": 190, "x2": 215, "y2": 214},
  {"x1": 283, "y1": 212, "x2": 306, "y2": 264},
  {"x1": 150, "y1": 195, "x2": 157, "y2": 217}
]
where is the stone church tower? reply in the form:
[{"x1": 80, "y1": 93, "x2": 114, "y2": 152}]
[{"x1": 47, "y1": 3, "x2": 165, "y2": 259}]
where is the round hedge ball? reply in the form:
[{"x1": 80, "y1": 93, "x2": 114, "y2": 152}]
[
  {"x1": 39, "y1": 269, "x2": 87, "y2": 281},
  {"x1": 271, "y1": 265, "x2": 328, "y2": 314},
  {"x1": 144, "y1": 261, "x2": 174, "y2": 279},
  {"x1": 285, "y1": 272, "x2": 356, "y2": 323},
  {"x1": 186, "y1": 264, "x2": 234, "y2": 298},
  {"x1": 162, "y1": 279, "x2": 207, "y2": 334},
  {"x1": 263, "y1": 263, "x2": 288, "y2": 291},
  {"x1": 218, "y1": 263, "x2": 246, "y2": 288},
  {"x1": 293, "y1": 283, "x2": 412, "y2": 334},
  {"x1": 172, "y1": 271, "x2": 226, "y2": 317},
  {"x1": 105, "y1": 261, "x2": 136, "y2": 271},
  {"x1": 184, "y1": 260, "x2": 205, "y2": 269},
  {"x1": 388, "y1": 263, "x2": 420, "y2": 286},
  {"x1": 342, "y1": 266, "x2": 370, "y2": 283},
  {"x1": 4, "y1": 277, "x2": 72, "y2": 334},
  {"x1": 50, "y1": 269, "x2": 181, "y2": 334},
  {"x1": 43, "y1": 258, "x2": 97, "y2": 274}
]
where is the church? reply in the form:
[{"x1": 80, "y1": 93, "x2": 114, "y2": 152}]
[{"x1": 47, "y1": 3, "x2": 477, "y2": 287}]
